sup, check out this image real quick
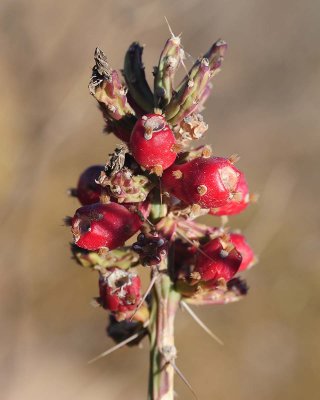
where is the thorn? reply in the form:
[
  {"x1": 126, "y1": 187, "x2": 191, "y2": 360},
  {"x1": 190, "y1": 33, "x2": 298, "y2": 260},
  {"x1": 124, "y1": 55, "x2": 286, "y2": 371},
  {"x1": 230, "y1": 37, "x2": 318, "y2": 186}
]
[
  {"x1": 88, "y1": 320, "x2": 149, "y2": 364},
  {"x1": 180, "y1": 52, "x2": 189, "y2": 77},
  {"x1": 164, "y1": 16, "x2": 177, "y2": 40},
  {"x1": 176, "y1": 229, "x2": 216, "y2": 263},
  {"x1": 159, "y1": 178, "x2": 163, "y2": 206},
  {"x1": 184, "y1": 50, "x2": 196, "y2": 63},
  {"x1": 181, "y1": 301, "x2": 224, "y2": 346},
  {"x1": 129, "y1": 268, "x2": 159, "y2": 321},
  {"x1": 228, "y1": 153, "x2": 240, "y2": 164},
  {"x1": 144, "y1": 217, "x2": 156, "y2": 229},
  {"x1": 172, "y1": 362, "x2": 198, "y2": 399}
]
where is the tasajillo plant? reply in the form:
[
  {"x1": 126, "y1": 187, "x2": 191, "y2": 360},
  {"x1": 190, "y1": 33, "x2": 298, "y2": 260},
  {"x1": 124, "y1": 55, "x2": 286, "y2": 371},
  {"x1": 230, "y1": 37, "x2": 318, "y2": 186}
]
[{"x1": 66, "y1": 26, "x2": 257, "y2": 400}]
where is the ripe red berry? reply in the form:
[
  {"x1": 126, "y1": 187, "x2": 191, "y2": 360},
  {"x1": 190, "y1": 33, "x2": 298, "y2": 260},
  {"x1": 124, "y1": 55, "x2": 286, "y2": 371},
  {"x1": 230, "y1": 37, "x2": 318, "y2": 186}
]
[
  {"x1": 194, "y1": 237, "x2": 242, "y2": 282},
  {"x1": 71, "y1": 202, "x2": 143, "y2": 251},
  {"x1": 162, "y1": 157, "x2": 242, "y2": 209},
  {"x1": 230, "y1": 233, "x2": 256, "y2": 271},
  {"x1": 129, "y1": 114, "x2": 177, "y2": 175},
  {"x1": 76, "y1": 165, "x2": 103, "y2": 205},
  {"x1": 99, "y1": 268, "x2": 141, "y2": 313},
  {"x1": 210, "y1": 172, "x2": 249, "y2": 216}
]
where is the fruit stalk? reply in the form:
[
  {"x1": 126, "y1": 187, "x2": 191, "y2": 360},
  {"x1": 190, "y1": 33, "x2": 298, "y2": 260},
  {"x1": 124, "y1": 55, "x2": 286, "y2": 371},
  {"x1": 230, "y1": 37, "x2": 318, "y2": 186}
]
[{"x1": 148, "y1": 255, "x2": 181, "y2": 400}]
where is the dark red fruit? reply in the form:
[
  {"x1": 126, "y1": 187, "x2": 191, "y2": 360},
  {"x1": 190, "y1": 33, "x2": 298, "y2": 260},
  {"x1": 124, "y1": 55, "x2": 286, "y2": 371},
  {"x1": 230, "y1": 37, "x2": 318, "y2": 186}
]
[
  {"x1": 230, "y1": 233, "x2": 256, "y2": 271},
  {"x1": 129, "y1": 114, "x2": 177, "y2": 175},
  {"x1": 99, "y1": 268, "x2": 141, "y2": 313},
  {"x1": 210, "y1": 172, "x2": 249, "y2": 216},
  {"x1": 76, "y1": 165, "x2": 103, "y2": 205},
  {"x1": 71, "y1": 202, "x2": 143, "y2": 251},
  {"x1": 194, "y1": 237, "x2": 242, "y2": 282},
  {"x1": 162, "y1": 157, "x2": 242, "y2": 209}
]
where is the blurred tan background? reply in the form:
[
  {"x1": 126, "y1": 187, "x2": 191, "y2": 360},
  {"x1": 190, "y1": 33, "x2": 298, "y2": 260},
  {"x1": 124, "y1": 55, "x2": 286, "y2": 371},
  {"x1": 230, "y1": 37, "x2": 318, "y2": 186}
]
[{"x1": 1, "y1": 0, "x2": 320, "y2": 399}]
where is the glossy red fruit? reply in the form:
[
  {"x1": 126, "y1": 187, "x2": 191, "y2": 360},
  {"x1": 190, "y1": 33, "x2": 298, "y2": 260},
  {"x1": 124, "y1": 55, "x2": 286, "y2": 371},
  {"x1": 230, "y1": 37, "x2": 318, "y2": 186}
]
[
  {"x1": 129, "y1": 114, "x2": 177, "y2": 175},
  {"x1": 71, "y1": 202, "x2": 143, "y2": 251},
  {"x1": 162, "y1": 157, "x2": 242, "y2": 208},
  {"x1": 210, "y1": 172, "x2": 249, "y2": 216},
  {"x1": 230, "y1": 233, "x2": 256, "y2": 271},
  {"x1": 76, "y1": 165, "x2": 103, "y2": 205},
  {"x1": 194, "y1": 237, "x2": 242, "y2": 282},
  {"x1": 161, "y1": 165, "x2": 188, "y2": 202},
  {"x1": 99, "y1": 268, "x2": 141, "y2": 313}
]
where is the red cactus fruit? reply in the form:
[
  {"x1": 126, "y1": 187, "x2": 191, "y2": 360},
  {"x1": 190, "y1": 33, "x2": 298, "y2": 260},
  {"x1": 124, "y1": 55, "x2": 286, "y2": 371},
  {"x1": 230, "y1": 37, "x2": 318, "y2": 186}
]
[
  {"x1": 129, "y1": 114, "x2": 177, "y2": 175},
  {"x1": 210, "y1": 172, "x2": 249, "y2": 216},
  {"x1": 99, "y1": 268, "x2": 141, "y2": 313},
  {"x1": 71, "y1": 202, "x2": 143, "y2": 251},
  {"x1": 194, "y1": 237, "x2": 242, "y2": 282},
  {"x1": 230, "y1": 232, "x2": 256, "y2": 271},
  {"x1": 76, "y1": 165, "x2": 103, "y2": 205},
  {"x1": 162, "y1": 156, "x2": 242, "y2": 209}
]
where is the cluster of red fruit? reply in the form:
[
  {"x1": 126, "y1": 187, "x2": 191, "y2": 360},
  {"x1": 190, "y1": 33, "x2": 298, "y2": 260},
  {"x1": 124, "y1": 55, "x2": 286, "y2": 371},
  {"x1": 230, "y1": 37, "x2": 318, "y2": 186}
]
[{"x1": 67, "y1": 35, "x2": 256, "y2": 342}]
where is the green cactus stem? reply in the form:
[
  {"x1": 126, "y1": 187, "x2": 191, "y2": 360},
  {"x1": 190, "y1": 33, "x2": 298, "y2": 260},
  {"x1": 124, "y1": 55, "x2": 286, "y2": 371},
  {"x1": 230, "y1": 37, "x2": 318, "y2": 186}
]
[
  {"x1": 154, "y1": 35, "x2": 183, "y2": 109},
  {"x1": 148, "y1": 256, "x2": 181, "y2": 400},
  {"x1": 164, "y1": 39, "x2": 227, "y2": 125}
]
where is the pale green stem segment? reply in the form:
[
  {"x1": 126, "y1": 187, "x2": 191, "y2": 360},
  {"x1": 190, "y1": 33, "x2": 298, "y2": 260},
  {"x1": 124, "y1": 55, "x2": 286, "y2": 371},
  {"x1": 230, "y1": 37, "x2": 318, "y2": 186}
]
[{"x1": 148, "y1": 259, "x2": 181, "y2": 400}]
